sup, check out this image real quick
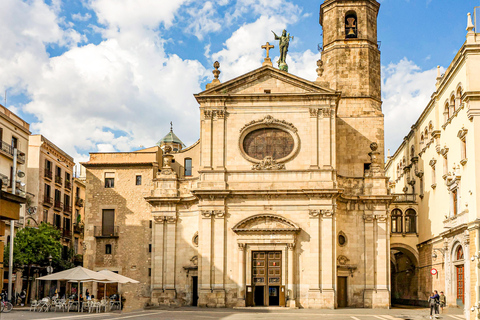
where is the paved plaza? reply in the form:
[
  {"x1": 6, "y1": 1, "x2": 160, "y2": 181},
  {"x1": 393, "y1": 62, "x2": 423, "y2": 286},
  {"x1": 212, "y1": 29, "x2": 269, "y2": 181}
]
[{"x1": 0, "y1": 307, "x2": 467, "y2": 320}]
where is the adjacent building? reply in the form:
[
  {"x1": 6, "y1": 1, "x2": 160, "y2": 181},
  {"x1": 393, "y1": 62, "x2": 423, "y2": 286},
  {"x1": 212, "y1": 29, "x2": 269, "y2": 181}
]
[
  {"x1": 27, "y1": 135, "x2": 76, "y2": 259},
  {"x1": 385, "y1": 12, "x2": 480, "y2": 319},
  {"x1": 0, "y1": 103, "x2": 30, "y2": 288},
  {"x1": 72, "y1": 165, "x2": 86, "y2": 264},
  {"x1": 84, "y1": 0, "x2": 393, "y2": 311}
]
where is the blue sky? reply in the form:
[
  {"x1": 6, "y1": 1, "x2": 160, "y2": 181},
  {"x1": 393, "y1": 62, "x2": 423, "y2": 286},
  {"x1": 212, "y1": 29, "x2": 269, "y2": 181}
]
[{"x1": 0, "y1": 0, "x2": 478, "y2": 162}]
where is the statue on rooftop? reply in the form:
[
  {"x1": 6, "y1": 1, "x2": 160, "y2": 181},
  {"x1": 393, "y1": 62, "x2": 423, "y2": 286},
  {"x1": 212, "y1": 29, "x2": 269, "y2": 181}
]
[{"x1": 272, "y1": 29, "x2": 294, "y2": 72}]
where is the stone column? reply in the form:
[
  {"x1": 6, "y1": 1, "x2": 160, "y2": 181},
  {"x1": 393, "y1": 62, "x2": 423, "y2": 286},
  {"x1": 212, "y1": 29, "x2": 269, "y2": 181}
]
[
  {"x1": 463, "y1": 231, "x2": 471, "y2": 320},
  {"x1": 364, "y1": 212, "x2": 375, "y2": 308},
  {"x1": 213, "y1": 210, "x2": 226, "y2": 307},
  {"x1": 213, "y1": 110, "x2": 226, "y2": 169},
  {"x1": 152, "y1": 216, "x2": 165, "y2": 292},
  {"x1": 309, "y1": 108, "x2": 319, "y2": 169},
  {"x1": 199, "y1": 211, "x2": 213, "y2": 307},
  {"x1": 201, "y1": 110, "x2": 213, "y2": 169},
  {"x1": 237, "y1": 243, "x2": 246, "y2": 306},
  {"x1": 165, "y1": 216, "x2": 177, "y2": 292},
  {"x1": 308, "y1": 210, "x2": 321, "y2": 308},
  {"x1": 373, "y1": 213, "x2": 390, "y2": 308},
  {"x1": 320, "y1": 209, "x2": 335, "y2": 308},
  {"x1": 287, "y1": 243, "x2": 296, "y2": 307}
]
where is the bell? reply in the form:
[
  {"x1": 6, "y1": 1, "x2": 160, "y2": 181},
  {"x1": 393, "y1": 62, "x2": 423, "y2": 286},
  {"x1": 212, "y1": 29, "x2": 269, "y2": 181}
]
[{"x1": 347, "y1": 28, "x2": 355, "y2": 36}]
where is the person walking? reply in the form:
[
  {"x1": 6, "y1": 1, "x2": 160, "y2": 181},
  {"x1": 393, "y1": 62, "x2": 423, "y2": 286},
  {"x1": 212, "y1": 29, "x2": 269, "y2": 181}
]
[
  {"x1": 428, "y1": 292, "x2": 439, "y2": 319},
  {"x1": 433, "y1": 290, "x2": 440, "y2": 315},
  {"x1": 439, "y1": 291, "x2": 446, "y2": 313}
]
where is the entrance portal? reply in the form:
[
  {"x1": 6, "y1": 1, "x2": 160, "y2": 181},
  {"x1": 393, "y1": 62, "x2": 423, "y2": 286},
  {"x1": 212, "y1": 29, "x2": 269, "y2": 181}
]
[
  {"x1": 337, "y1": 276, "x2": 347, "y2": 308},
  {"x1": 252, "y1": 251, "x2": 282, "y2": 306},
  {"x1": 192, "y1": 276, "x2": 198, "y2": 306}
]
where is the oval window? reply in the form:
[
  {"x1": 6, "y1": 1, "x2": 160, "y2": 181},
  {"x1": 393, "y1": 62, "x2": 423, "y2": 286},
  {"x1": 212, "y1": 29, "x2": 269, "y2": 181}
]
[
  {"x1": 338, "y1": 235, "x2": 346, "y2": 246},
  {"x1": 243, "y1": 128, "x2": 294, "y2": 161}
]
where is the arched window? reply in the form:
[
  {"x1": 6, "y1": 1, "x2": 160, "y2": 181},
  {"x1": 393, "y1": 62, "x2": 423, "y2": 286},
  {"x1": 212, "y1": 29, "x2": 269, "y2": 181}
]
[
  {"x1": 345, "y1": 11, "x2": 358, "y2": 38},
  {"x1": 391, "y1": 209, "x2": 403, "y2": 233},
  {"x1": 457, "y1": 86, "x2": 463, "y2": 108},
  {"x1": 444, "y1": 102, "x2": 450, "y2": 121},
  {"x1": 428, "y1": 121, "x2": 434, "y2": 132},
  {"x1": 410, "y1": 145, "x2": 415, "y2": 157},
  {"x1": 456, "y1": 246, "x2": 464, "y2": 260},
  {"x1": 184, "y1": 158, "x2": 192, "y2": 176},
  {"x1": 450, "y1": 95, "x2": 456, "y2": 114},
  {"x1": 424, "y1": 127, "x2": 428, "y2": 138},
  {"x1": 405, "y1": 209, "x2": 416, "y2": 233},
  {"x1": 420, "y1": 133, "x2": 424, "y2": 144}
]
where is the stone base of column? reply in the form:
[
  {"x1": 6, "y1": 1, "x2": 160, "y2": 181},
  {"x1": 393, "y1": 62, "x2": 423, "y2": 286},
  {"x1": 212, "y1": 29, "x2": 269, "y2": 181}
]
[
  {"x1": 236, "y1": 299, "x2": 246, "y2": 307},
  {"x1": 307, "y1": 289, "x2": 322, "y2": 308},
  {"x1": 287, "y1": 298, "x2": 297, "y2": 308},
  {"x1": 363, "y1": 289, "x2": 374, "y2": 308},
  {"x1": 152, "y1": 289, "x2": 178, "y2": 306},
  {"x1": 372, "y1": 289, "x2": 390, "y2": 308},
  {"x1": 321, "y1": 289, "x2": 335, "y2": 309},
  {"x1": 198, "y1": 289, "x2": 226, "y2": 308}
]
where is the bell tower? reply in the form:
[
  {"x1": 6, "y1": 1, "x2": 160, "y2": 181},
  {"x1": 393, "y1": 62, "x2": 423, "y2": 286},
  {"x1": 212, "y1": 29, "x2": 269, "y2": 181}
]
[{"x1": 319, "y1": 0, "x2": 384, "y2": 177}]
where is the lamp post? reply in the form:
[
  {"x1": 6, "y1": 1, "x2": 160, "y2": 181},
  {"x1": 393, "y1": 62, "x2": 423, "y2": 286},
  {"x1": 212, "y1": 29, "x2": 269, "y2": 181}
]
[{"x1": 47, "y1": 255, "x2": 53, "y2": 275}]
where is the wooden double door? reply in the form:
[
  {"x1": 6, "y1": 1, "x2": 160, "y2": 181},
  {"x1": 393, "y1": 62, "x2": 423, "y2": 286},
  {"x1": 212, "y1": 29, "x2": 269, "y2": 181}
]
[{"x1": 247, "y1": 251, "x2": 285, "y2": 307}]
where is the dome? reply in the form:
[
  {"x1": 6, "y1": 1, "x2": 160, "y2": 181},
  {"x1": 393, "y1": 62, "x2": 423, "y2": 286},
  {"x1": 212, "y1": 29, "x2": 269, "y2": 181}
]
[{"x1": 157, "y1": 129, "x2": 186, "y2": 148}]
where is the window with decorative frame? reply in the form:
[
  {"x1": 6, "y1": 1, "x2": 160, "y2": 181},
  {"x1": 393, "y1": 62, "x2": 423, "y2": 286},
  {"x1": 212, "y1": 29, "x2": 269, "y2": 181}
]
[
  {"x1": 405, "y1": 209, "x2": 416, "y2": 233},
  {"x1": 391, "y1": 209, "x2": 402, "y2": 233}
]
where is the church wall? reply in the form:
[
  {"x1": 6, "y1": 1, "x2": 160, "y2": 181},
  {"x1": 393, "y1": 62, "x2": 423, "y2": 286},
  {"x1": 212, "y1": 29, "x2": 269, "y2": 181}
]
[{"x1": 84, "y1": 164, "x2": 155, "y2": 311}]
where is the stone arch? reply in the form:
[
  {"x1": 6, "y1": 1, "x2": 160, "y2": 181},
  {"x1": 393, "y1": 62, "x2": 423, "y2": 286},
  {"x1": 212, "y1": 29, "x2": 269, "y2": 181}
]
[
  {"x1": 390, "y1": 243, "x2": 419, "y2": 266},
  {"x1": 232, "y1": 214, "x2": 300, "y2": 233}
]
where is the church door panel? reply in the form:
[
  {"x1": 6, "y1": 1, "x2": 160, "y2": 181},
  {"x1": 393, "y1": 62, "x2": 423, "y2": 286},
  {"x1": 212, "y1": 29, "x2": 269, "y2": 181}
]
[
  {"x1": 192, "y1": 276, "x2": 198, "y2": 306},
  {"x1": 252, "y1": 251, "x2": 283, "y2": 306},
  {"x1": 279, "y1": 285, "x2": 286, "y2": 307},
  {"x1": 456, "y1": 265, "x2": 464, "y2": 306},
  {"x1": 337, "y1": 276, "x2": 348, "y2": 308}
]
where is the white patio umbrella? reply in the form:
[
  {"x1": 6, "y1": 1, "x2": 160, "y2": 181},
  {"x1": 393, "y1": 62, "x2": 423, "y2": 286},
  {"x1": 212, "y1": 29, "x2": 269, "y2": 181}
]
[
  {"x1": 97, "y1": 270, "x2": 139, "y2": 310},
  {"x1": 37, "y1": 266, "x2": 114, "y2": 312}
]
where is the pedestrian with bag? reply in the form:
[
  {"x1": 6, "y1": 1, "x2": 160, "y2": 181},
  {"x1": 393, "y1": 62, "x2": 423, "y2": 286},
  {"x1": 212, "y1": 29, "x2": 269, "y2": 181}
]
[
  {"x1": 428, "y1": 292, "x2": 439, "y2": 319},
  {"x1": 439, "y1": 291, "x2": 446, "y2": 313}
]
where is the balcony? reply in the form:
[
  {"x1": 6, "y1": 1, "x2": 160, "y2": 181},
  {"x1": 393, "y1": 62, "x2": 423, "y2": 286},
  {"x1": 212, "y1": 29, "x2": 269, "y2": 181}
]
[
  {"x1": 44, "y1": 169, "x2": 53, "y2": 180},
  {"x1": 75, "y1": 197, "x2": 84, "y2": 207},
  {"x1": 64, "y1": 203, "x2": 72, "y2": 214},
  {"x1": 55, "y1": 175, "x2": 62, "y2": 186},
  {"x1": 65, "y1": 180, "x2": 72, "y2": 190},
  {"x1": 0, "y1": 141, "x2": 25, "y2": 164},
  {"x1": 54, "y1": 200, "x2": 63, "y2": 211},
  {"x1": 73, "y1": 223, "x2": 84, "y2": 234},
  {"x1": 62, "y1": 228, "x2": 72, "y2": 239},
  {"x1": 43, "y1": 195, "x2": 53, "y2": 207},
  {"x1": 392, "y1": 193, "x2": 416, "y2": 203},
  {"x1": 94, "y1": 226, "x2": 119, "y2": 238}
]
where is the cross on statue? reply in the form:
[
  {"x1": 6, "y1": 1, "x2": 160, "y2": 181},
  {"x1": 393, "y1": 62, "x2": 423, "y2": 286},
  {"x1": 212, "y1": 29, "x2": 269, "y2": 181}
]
[{"x1": 262, "y1": 42, "x2": 274, "y2": 59}]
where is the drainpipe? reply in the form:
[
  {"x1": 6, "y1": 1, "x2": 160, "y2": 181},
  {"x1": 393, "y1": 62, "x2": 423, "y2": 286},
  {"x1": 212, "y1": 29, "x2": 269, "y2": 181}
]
[{"x1": 7, "y1": 149, "x2": 17, "y2": 302}]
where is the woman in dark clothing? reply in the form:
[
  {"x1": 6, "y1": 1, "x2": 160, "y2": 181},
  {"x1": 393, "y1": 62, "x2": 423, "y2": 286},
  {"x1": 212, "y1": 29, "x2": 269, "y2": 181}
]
[{"x1": 428, "y1": 292, "x2": 439, "y2": 319}]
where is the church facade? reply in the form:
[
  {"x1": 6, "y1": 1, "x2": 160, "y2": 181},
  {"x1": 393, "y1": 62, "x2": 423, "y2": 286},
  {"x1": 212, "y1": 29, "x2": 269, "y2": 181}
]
[{"x1": 83, "y1": 0, "x2": 393, "y2": 310}]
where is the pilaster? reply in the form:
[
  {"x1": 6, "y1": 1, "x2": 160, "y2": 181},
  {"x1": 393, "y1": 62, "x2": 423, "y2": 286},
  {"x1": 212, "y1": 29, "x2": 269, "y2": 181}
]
[{"x1": 320, "y1": 209, "x2": 335, "y2": 308}]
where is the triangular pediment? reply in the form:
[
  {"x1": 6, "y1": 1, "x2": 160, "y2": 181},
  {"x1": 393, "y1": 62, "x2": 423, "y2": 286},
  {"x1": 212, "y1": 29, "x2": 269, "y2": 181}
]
[
  {"x1": 232, "y1": 214, "x2": 300, "y2": 233},
  {"x1": 196, "y1": 65, "x2": 336, "y2": 97}
]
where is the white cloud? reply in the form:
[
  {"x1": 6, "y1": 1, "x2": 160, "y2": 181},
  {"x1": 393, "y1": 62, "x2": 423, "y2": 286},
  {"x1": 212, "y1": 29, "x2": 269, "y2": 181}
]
[
  {"x1": 72, "y1": 12, "x2": 92, "y2": 22},
  {"x1": 382, "y1": 58, "x2": 443, "y2": 153}
]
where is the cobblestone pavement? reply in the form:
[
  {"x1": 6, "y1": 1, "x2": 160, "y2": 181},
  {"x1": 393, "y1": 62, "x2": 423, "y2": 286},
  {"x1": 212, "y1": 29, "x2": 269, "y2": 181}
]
[{"x1": 0, "y1": 307, "x2": 467, "y2": 320}]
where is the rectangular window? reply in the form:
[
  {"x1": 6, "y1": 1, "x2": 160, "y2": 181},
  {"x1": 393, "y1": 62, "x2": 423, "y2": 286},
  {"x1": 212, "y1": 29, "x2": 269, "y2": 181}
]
[
  {"x1": 453, "y1": 189, "x2": 458, "y2": 216},
  {"x1": 11, "y1": 136, "x2": 17, "y2": 149},
  {"x1": 148, "y1": 268, "x2": 151, "y2": 277},
  {"x1": 431, "y1": 166, "x2": 436, "y2": 186},
  {"x1": 105, "y1": 244, "x2": 112, "y2": 255},
  {"x1": 443, "y1": 156, "x2": 448, "y2": 176},
  {"x1": 65, "y1": 172, "x2": 71, "y2": 182},
  {"x1": 0, "y1": 127, "x2": 2, "y2": 142},
  {"x1": 43, "y1": 209, "x2": 49, "y2": 223},
  {"x1": 184, "y1": 158, "x2": 192, "y2": 176},
  {"x1": 149, "y1": 220, "x2": 152, "y2": 229},
  {"x1": 74, "y1": 237, "x2": 79, "y2": 254},
  {"x1": 105, "y1": 172, "x2": 115, "y2": 188},
  {"x1": 62, "y1": 246, "x2": 69, "y2": 260},
  {"x1": 65, "y1": 217, "x2": 71, "y2": 231},
  {"x1": 136, "y1": 175, "x2": 142, "y2": 185},
  {"x1": 56, "y1": 166, "x2": 61, "y2": 177},
  {"x1": 461, "y1": 138, "x2": 467, "y2": 160},
  {"x1": 102, "y1": 209, "x2": 115, "y2": 236},
  {"x1": 149, "y1": 244, "x2": 152, "y2": 253},
  {"x1": 54, "y1": 213, "x2": 61, "y2": 228},
  {"x1": 45, "y1": 184, "x2": 51, "y2": 197},
  {"x1": 45, "y1": 160, "x2": 52, "y2": 171}
]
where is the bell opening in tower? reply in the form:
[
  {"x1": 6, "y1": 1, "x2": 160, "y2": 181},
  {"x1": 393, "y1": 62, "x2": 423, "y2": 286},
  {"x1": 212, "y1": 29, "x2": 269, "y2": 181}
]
[{"x1": 345, "y1": 11, "x2": 358, "y2": 38}]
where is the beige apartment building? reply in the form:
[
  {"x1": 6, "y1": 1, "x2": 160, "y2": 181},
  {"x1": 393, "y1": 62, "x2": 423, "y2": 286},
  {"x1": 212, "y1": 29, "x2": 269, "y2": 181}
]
[
  {"x1": 27, "y1": 135, "x2": 75, "y2": 259},
  {"x1": 0, "y1": 103, "x2": 30, "y2": 286},
  {"x1": 385, "y1": 13, "x2": 480, "y2": 319},
  {"x1": 84, "y1": 0, "x2": 393, "y2": 311}
]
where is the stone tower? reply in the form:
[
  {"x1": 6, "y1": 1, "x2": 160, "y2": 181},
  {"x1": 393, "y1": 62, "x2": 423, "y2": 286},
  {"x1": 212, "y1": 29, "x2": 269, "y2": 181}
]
[{"x1": 319, "y1": 0, "x2": 384, "y2": 177}]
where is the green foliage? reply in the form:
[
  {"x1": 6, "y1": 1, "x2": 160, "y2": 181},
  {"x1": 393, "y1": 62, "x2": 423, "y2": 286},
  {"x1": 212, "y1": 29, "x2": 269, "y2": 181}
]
[{"x1": 4, "y1": 223, "x2": 62, "y2": 268}]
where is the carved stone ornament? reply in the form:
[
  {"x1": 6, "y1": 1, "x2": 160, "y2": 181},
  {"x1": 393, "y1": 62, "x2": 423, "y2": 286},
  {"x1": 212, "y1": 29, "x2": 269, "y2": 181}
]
[
  {"x1": 240, "y1": 115, "x2": 297, "y2": 133},
  {"x1": 375, "y1": 214, "x2": 388, "y2": 222},
  {"x1": 201, "y1": 210, "x2": 224, "y2": 218},
  {"x1": 154, "y1": 216, "x2": 166, "y2": 223},
  {"x1": 252, "y1": 156, "x2": 285, "y2": 170},
  {"x1": 364, "y1": 214, "x2": 374, "y2": 222},
  {"x1": 309, "y1": 108, "x2": 319, "y2": 118},
  {"x1": 232, "y1": 214, "x2": 300, "y2": 234},
  {"x1": 316, "y1": 59, "x2": 324, "y2": 77},
  {"x1": 203, "y1": 110, "x2": 213, "y2": 119},
  {"x1": 190, "y1": 255, "x2": 198, "y2": 266},
  {"x1": 337, "y1": 255, "x2": 350, "y2": 266},
  {"x1": 192, "y1": 232, "x2": 199, "y2": 247},
  {"x1": 308, "y1": 209, "x2": 321, "y2": 218},
  {"x1": 166, "y1": 216, "x2": 177, "y2": 223},
  {"x1": 429, "y1": 159, "x2": 437, "y2": 167}
]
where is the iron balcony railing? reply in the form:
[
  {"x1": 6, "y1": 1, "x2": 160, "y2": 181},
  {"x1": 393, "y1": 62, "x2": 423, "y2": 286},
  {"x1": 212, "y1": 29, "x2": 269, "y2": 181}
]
[
  {"x1": 392, "y1": 193, "x2": 416, "y2": 203},
  {"x1": 0, "y1": 141, "x2": 25, "y2": 163},
  {"x1": 64, "y1": 203, "x2": 72, "y2": 213},
  {"x1": 62, "y1": 228, "x2": 72, "y2": 239},
  {"x1": 94, "y1": 226, "x2": 119, "y2": 238},
  {"x1": 43, "y1": 195, "x2": 53, "y2": 206},
  {"x1": 65, "y1": 180, "x2": 72, "y2": 190},
  {"x1": 54, "y1": 200, "x2": 63, "y2": 211},
  {"x1": 44, "y1": 169, "x2": 53, "y2": 180},
  {"x1": 55, "y1": 175, "x2": 62, "y2": 185}
]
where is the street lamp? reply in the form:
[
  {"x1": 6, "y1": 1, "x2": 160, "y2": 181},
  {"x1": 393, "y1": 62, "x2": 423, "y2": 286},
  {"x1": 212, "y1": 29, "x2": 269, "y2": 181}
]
[{"x1": 47, "y1": 255, "x2": 53, "y2": 274}]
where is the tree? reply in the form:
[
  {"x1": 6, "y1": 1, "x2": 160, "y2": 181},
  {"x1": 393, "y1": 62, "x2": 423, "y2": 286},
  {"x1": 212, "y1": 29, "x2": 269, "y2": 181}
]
[{"x1": 4, "y1": 223, "x2": 63, "y2": 302}]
